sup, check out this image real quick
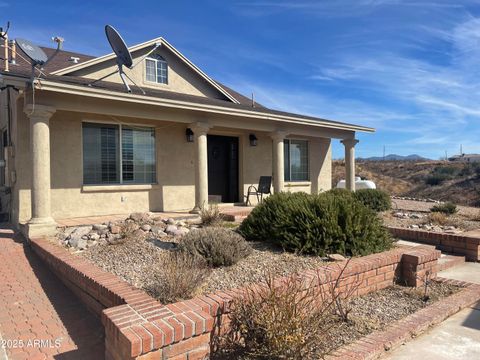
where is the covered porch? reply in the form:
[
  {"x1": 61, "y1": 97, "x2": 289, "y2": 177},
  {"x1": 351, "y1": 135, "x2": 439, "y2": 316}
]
[{"x1": 17, "y1": 86, "x2": 362, "y2": 238}]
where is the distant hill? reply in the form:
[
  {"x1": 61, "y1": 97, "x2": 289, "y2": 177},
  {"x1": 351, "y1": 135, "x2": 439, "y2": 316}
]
[
  {"x1": 358, "y1": 154, "x2": 430, "y2": 161},
  {"x1": 333, "y1": 160, "x2": 480, "y2": 206}
]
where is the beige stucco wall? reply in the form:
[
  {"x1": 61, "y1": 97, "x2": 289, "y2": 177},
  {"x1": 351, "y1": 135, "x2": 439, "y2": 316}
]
[
  {"x1": 13, "y1": 107, "x2": 198, "y2": 223},
  {"x1": 283, "y1": 137, "x2": 332, "y2": 195},
  {"x1": 70, "y1": 46, "x2": 228, "y2": 100}
]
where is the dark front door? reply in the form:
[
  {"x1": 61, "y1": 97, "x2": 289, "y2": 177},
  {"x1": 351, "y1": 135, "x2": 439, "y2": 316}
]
[{"x1": 207, "y1": 135, "x2": 239, "y2": 203}]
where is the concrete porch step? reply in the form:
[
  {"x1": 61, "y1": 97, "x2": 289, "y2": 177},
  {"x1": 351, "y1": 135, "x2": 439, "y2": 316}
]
[
  {"x1": 437, "y1": 253, "x2": 466, "y2": 272},
  {"x1": 219, "y1": 206, "x2": 254, "y2": 222}
]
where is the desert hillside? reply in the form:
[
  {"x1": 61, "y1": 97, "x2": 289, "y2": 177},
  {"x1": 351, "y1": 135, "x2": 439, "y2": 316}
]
[{"x1": 333, "y1": 160, "x2": 480, "y2": 206}]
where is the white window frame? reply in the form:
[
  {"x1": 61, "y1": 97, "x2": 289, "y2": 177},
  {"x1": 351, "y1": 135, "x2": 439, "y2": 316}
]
[
  {"x1": 145, "y1": 54, "x2": 168, "y2": 85},
  {"x1": 284, "y1": 139, "x2": 310, "y2": 182},
  {"x1": 82, "y1": 121, "x2": 157, "y2": 185}
]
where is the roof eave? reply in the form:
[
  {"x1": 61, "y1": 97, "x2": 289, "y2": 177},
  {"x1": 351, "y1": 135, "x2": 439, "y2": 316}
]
[{"x1": 33, "y1": 78, "x2": 375, "y2": 133}]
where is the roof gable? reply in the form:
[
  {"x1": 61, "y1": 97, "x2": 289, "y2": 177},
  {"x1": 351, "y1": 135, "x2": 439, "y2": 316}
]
[{"x1": 51, "y1": 37, "x2": 239, "y2": 103}]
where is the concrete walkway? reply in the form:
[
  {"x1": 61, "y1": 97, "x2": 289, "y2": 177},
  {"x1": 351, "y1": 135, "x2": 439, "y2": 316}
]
[
  {"x1": 0, "y1": 226, "x2": 104, "y2": 360},
  {"x1": 385, "y1": 263, "x2": 480, "y2": 360}
]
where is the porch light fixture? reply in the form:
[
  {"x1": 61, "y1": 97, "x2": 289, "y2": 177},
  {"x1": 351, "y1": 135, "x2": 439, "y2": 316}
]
[
  {"x1": 249, "y1": 133, "x2": 258, "y2": 146},
  {"x1": 186, "y1": 128, "x2": 194, "y2": 142}
]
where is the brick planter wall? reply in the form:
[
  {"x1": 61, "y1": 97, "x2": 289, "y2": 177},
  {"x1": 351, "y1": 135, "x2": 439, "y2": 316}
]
[
  {"x1": 388, "y1": 226, "x2": 480, "y2": 261},
  {"x1": 29, "y1": 237, "x2": 441, "y2": 360}
]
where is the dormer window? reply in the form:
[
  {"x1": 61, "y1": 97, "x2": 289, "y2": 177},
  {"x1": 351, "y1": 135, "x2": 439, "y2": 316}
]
[{"x1": 145, "y1": 54, "x2": 168, "y2": 84}]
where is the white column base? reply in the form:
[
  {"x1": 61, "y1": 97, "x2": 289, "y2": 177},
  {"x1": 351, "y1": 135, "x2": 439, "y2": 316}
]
[{"x1": 25, "y1": 219, "x2": 57, "y2": 238}]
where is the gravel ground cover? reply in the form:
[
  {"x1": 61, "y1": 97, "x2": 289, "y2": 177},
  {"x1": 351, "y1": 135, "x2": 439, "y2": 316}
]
[
  {"x1": 81, "y1": 234, "x2": 326, "y2": 297},
  {"x1": 322, "y1": 281, "x2": 459, "y2": 352},
  {"x1": 381, "y1": 198, "x2": 480, "y2": 232}
]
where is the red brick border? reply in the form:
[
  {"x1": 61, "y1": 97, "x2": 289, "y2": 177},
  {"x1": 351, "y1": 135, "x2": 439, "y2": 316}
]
[
  {"x1": 29, "y1": 236, "x2": 442, "y2": 360},
  {"x1": 388, "y1": 226, "x2": 480, "y2": 261},
  {"x1": 327, "y1": 278, "x2": 480, "y2": 360}
]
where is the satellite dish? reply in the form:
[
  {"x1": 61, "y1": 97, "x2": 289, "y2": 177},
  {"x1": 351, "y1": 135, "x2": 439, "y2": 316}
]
[
  {"x1": 89, "y1": 25, "x2": 146, "y2": 94},
  {"x1": 105, "y1": 25, "x2": 133, "y2": 68},
  {"x1": 15, "y1": 38, "x2": 48, "y2": 66}
]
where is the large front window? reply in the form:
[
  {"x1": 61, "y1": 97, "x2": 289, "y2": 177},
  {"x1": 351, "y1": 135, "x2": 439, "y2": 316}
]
[
  {"x1": 284, "y1": 139, "x2": 309, "y2": 181},
  {"x1": 83, "y1": 123, "x2": 156, "y2": 185}
]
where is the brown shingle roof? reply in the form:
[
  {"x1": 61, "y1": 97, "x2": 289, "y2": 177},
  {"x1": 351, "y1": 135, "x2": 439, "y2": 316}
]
[{"x1": 2, "y1": 45, "x2": 371, "y2": 131}]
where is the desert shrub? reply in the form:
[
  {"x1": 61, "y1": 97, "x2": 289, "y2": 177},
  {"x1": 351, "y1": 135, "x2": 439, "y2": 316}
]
[
  {"x1": 434, "y1": 166, "x2": 457, "y2": 176},
  {"x1": 425, "y1": 173, "x2": 449, "y2": 186},
  {"x1": 147, "y1": 252, "x2": 209, "y2": 303},
  {"x1": 427, "y1": 212, "x2": 449, "y2": 226},
  {"x1": 200, "y1": 203, "x2": 222, "y2": 226},
  {"x1": 220, "y1": 272, "x2": 336, "y2": 359},
  {"x1": 353, "y1": 189, "x2": 391, "y2": 212},
  {"x1": 430, "y1": 202, "x2": 457, "y2": 215},
  {"x1": 178, "y1": 227, "x2": 252, "y2": 267},
  {"x1": 239, "y1": 192, "x2": 392, "y2": 257},
  {"x1": 117, "y1": 221, "x2": 139, "y2": 240}
]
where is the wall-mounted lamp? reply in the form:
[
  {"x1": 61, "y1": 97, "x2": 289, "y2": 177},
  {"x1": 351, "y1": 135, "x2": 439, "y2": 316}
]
[
  {"x1": 186, "y1": 128, "x2": 194, "y2": 143},
  {"x1": 249, "y1": 133, "x2": 258, "y2": 146}
]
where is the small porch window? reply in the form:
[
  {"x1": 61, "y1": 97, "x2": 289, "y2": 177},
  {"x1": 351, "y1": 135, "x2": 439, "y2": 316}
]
[
  {"x1": 284, "y1": 139, "x2": 309, "y2": 181},
  {"x1": 145, "y1": 54, "x2": 168, "y2": 84},
  {"x1": 82, "y1": 123, "x2": 156, "y2": 185}
]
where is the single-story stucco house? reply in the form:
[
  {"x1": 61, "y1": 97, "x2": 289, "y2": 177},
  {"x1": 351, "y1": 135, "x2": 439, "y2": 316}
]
[{"x1": 0, "y1": 32, "x2": 373, "y2": 238}]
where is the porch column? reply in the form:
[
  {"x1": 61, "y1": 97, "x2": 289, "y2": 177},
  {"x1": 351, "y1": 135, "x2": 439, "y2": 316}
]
[
  {"x1": 25, "y1": 104, "x2": 57, "y2": 237},
  {"x1": 341, "y1": 138, "x2": 359, "y2": 191},
  {"x1": 191, "y1": 122, "x2": 210, "y2": 213},
  {"x1": 270, "y1": 131, "x2": 288, "y2": 193}
]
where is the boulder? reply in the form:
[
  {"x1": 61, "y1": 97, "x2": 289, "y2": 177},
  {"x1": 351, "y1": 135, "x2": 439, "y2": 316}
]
[{"x1": 166, "y1": 218, "x2": 176, "y2": 225}]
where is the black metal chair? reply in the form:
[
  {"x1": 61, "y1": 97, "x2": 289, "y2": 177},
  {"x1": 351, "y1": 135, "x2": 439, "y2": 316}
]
[{"x1": 246, "y1": 176, "x2": 272, "y2": 205}]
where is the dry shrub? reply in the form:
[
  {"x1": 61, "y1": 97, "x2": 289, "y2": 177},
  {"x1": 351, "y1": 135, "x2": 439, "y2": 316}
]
[
  {"x1": 147, "y1": 251, "x2": 209, "y2": 304},
  {"x1": 219, "y1": 260, "x2": 362, "y2": 359},
  {"x1": 200, "y1": 203, "x2": 223, "y2": 226},
  {"x1": 427, "y1": 212, "x2": 449, "y2": 226},
  {"x1": 178, "y1": 227, "x2": 252, "y2": 267},
  {"x1": 221, "y1": 273, "x2": 335, "y2": 359}
]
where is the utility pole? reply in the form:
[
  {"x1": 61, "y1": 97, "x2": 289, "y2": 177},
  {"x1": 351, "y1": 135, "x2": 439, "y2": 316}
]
[{"x1": 383, "y1": 145, "x2": 385, "y2": 161}]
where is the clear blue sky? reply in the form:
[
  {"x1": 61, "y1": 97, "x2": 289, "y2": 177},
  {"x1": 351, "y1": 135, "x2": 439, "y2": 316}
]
[{"x1": 4, "y1": 0, "x2": 480, "y2": 159}]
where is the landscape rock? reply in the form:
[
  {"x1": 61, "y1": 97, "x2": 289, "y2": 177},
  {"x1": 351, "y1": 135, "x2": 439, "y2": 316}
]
[
  {"x1": 165, "y1": 225, "x2": 178, "y2": 235},
  {"x1": 166, "y1": 218, "x2": 176, "y2": 225},
  {"x1": 130, "y1": 212, "x2": 151, "y2": 224},
  {"x1": 328, "y1": 254, "x2": 347, "y2": 261},
  {"x1": 110, "y1": 225, "x2": 121, "y2": 234},
  {"x1": 141, "y1": 224, "x2": 152, "y2": 232},
  {"x1": 89, "y1": 233, "x2": 100, "y2": 241},
  {"x1": 92, "y1": 224, "x2": 108, "y2": 231},
  {"x1": 173, "y1": 228, "x2": 189, "y2": 237}
]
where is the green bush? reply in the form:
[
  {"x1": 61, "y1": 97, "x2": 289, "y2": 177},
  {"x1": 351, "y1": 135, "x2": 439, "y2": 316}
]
[
  {"x1": 434, "y1": 166, "x2": 457, "y2": 176},
  {"x1": 430, "y1": 202, "x2": 457, "y2": 215},
  {"x1": 352, "y1": 189, "x2": 391, "y2": 212},
  {"x1": 426, "y1": 174, "x2": 449, "y2": 186},
  {"x1": 178, "y1": 227, "x2": 252, "y2": 267},
  {"x1": 238, "y1": 192, "x2": 392, "y2": 257}
]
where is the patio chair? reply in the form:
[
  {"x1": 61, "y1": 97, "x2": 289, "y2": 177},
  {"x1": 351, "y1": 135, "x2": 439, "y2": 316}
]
[{"x1": 246, "y1": 176, "x2": 272, "y2": 205}]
